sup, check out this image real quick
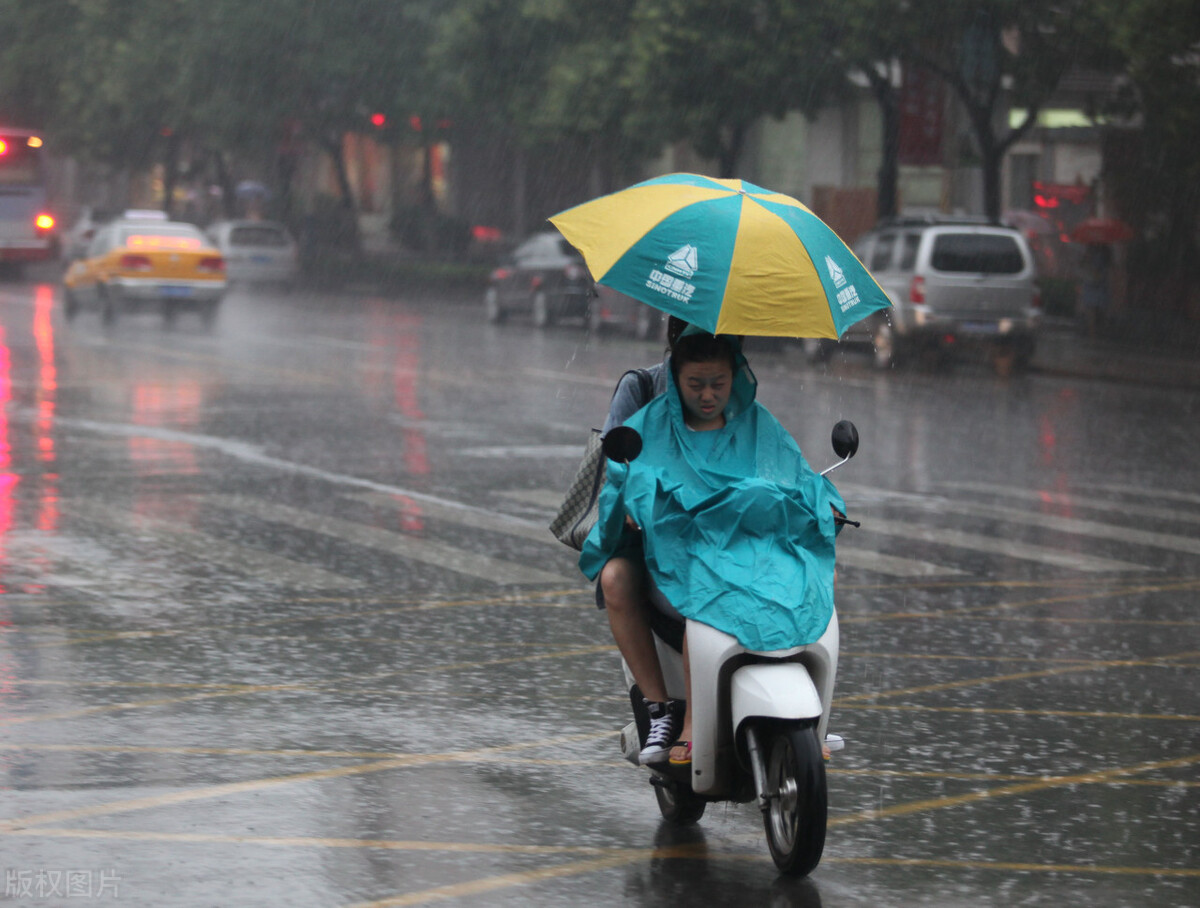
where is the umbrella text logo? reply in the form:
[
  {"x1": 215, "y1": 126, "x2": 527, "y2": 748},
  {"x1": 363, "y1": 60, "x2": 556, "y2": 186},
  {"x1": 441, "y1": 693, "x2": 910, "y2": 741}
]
[
  {"x1": 647, "y1": 244, "x2": 699, "y2": 303},
  {"x1": 665, "y1": 244, "x2": 699, "y2": 279},
  {"x1": 836, "y1": 285, "x2": 861, "y2": 313},
  {"x1": 825, "y1": 256, "x2": 846, "y2": 289},
  {"x1": 647, "y1": 269, "x2": 696, "y2": 303}
]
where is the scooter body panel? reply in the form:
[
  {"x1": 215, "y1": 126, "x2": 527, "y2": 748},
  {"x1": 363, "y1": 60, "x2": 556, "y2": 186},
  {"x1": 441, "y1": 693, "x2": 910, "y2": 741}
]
[
  {"x1": 624, "y1": 613, "x2": 839, "y2": 799},
  {"x1": 731, "y1": 663, "x2": 823, "y2": 725}
]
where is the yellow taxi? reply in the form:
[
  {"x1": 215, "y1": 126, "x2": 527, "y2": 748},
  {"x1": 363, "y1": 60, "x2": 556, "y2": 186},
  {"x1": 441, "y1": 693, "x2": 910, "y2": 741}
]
[{"x1": 63, "y1": 214, "x2": 227, "y2": 327}]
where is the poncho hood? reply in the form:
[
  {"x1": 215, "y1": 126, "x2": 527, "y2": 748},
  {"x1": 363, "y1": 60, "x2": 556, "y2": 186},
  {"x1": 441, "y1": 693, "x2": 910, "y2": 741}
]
[{"x1": 580, "y1": 338, "x2": 844, "y2": 651}]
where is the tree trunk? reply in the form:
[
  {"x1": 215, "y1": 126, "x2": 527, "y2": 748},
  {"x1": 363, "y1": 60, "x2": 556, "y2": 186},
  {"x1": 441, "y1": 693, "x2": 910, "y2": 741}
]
[
  {"x1": 717, "y1": 122, "x2": 746, "y2": 179},
  {"x1": 213, "y1": 150, "x2": 236, "y2": 219},
  {"x1": 324, "y1": 136, "x2": 356, "y2": 210},
  {"x1": 421, "y1": 139, "x2": 438, "y2": 253},
  {"x1": 867, "y1": 67, "x2": 900, "y2": 221},
  {"x1": 513, "y1": 145, "x2": 527, "y2": 238},
  {"x1": 161, "y1": 132, "x2": 181, "y2": 219}
]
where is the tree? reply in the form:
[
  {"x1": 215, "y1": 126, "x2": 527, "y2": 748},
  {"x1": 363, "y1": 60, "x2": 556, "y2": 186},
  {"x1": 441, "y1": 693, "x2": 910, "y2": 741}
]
[
  {"x1": 624, "y1": 0, "x2": 845, "y2": 178},
  {"x1": 817, "y1": 0, "x2": 909, "y2": 220},
  {"x1": 900, "y1": 0, "x2": 1104, "y2": 222},
  {"x1": 1093, "y1": 0, "x2": 1200, "y2": 319}
]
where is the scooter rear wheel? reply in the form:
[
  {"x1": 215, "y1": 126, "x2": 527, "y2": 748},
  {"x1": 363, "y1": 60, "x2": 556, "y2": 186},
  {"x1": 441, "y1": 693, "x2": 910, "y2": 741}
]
[
  {"x1": 653, "y1": 777, "x2": 706, "y2": 825},
  {"x1": 762, "y1": 723, "x2": 827, "y2": 875}
]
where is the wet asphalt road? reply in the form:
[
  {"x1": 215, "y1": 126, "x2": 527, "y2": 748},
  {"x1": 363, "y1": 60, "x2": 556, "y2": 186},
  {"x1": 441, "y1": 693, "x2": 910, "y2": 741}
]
[{"x1": 0, "y1": 272, "x2": 1196, "y2": 907}]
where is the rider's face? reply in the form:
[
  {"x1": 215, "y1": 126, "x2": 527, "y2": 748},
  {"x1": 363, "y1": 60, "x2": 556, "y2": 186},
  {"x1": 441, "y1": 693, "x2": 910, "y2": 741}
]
[{"x1": 677, "y1": 359, "x2": 733, "y2": 430}]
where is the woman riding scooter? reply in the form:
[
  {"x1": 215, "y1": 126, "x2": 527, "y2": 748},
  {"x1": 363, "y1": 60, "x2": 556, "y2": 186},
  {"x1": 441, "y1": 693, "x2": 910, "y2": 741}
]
[{"x1": 581, "y1": 329, "x2": 845, "y2": 766}]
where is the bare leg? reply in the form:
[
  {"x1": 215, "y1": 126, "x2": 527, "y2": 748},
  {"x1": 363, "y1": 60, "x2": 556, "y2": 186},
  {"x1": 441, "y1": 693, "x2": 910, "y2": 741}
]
[
  {"x1": 600, "y1": 557, "x2": 668, "y2": 703},
  {"x1": 669, "y1": 632, "x2": 693, "y2": 762}
]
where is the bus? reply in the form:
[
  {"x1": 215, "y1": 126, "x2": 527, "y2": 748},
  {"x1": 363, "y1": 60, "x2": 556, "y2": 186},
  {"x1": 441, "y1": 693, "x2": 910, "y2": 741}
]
[{"x1": 0, "y1": 128, "x2": 56, "y2": 267}]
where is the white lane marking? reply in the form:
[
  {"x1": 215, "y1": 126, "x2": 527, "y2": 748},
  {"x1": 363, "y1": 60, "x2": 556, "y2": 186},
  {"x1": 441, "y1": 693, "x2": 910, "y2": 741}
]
[
  {"x1": 65, "y1": 498, "x2": 361, "y2": 590},
  {"x1": 915, "y1": 497, "x2": 1200, "y2": 558},
  {"x1": 43, "y1": 415, "x2": 544, "y2": 533},
  {"x1": 496, "y1": 489, "x2": 567, "y2": 510},
  {"x1": 351, "y1": 492, "x2": 557, "y2": 547},
  {"x1": 458, "y1": 445, "x2": 584, "y2": 458},
  {"x1": 939, "y1": 481, "x2": 1200, "y2": 527},
  {"x1": 201, "y1": 495, "x2": 567, "y2": 586},
  {"x1": 1096, "y1": 483, "x2": 1200, "y2": 508},
  {"x1": 835, "y1": 545, "x2": 967, "y2": 577},
  {"x1": 864, "y1": 517, "x2": 1148, "y2": 573}
]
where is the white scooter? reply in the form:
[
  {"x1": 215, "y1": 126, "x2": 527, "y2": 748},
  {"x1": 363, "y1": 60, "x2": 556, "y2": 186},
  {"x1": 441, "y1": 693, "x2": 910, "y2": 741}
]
[{"x1": 602, "y1": 420, "x2": 859, "y2": 876}]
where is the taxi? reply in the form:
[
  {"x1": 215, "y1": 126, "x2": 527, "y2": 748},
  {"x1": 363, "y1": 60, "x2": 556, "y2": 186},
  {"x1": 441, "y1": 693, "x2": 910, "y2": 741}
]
[{"x1": 63, "y1": 214, "x2": 226, "y2": 327}]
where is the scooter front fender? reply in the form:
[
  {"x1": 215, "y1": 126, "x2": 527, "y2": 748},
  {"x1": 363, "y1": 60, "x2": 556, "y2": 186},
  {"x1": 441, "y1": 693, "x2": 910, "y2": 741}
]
[{"x1": 731, "y1": 663, "x2": 823, "y2": 728}]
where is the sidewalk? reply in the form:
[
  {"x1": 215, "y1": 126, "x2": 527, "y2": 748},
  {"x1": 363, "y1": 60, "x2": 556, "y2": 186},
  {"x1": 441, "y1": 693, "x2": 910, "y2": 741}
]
[{"x1": 1030, "y1": 318, "x2": 1200, "y2": 390}]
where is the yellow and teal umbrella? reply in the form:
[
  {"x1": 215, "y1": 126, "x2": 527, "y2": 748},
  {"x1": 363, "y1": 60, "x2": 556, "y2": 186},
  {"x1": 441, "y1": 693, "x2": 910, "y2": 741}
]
[{"x1": 549, "y1": 172, "x2": 890, "y2": 338}]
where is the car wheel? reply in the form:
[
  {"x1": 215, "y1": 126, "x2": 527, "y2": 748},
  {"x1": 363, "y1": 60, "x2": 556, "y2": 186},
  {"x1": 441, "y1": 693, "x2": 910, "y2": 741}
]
[
  {"x1": 484, "y1": 287, "x2": 504, "y2": 323},
  {"x1": 531, "y1": 290, "x2": 553, "y2": 329},
  {"x1": 201, "y1": 302, "x2": 220, "y2": 331},
  {"x1": 872, "y1": 324, "x2": 895, "y2": 370}
]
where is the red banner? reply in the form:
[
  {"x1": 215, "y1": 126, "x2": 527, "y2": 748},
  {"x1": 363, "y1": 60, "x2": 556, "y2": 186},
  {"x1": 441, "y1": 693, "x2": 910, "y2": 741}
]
[{"x1": 898, "y1": 65, "x2": 945, "y2": 166}]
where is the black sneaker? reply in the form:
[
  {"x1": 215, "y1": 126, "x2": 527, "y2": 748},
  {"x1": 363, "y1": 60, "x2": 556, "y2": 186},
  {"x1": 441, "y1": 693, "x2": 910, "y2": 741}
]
[{"x1": 639, "y1": 699, "x2": 678, "y2": 764}]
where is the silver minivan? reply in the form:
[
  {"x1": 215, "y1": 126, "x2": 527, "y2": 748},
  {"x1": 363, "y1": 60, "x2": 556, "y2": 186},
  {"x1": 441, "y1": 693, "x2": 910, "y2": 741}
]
[{"x1": 828, "y1": 217, "x2": 1041, "y2": 368}]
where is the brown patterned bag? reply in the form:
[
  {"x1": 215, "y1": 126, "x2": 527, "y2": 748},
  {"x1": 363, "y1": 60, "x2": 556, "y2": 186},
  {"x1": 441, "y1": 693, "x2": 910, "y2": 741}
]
[
  {"x1": 548, "y1": 368, "x2": 655, "y2": 550},
  {"x1": 548, "y1": 427, "x2": 605, "y2": 550}
]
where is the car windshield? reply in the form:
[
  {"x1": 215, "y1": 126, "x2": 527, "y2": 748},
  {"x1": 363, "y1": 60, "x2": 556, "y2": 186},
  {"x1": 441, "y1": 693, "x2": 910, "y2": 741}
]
[
  {"x1": 230, "y1": 225, "x2": 288, "y2": 247},
  {"x1": 119, "y1": 225, "x2": 208, "y2": 250},
  {"x1": 931, "y1": 234, "x2": 1025, "y2": 274}
]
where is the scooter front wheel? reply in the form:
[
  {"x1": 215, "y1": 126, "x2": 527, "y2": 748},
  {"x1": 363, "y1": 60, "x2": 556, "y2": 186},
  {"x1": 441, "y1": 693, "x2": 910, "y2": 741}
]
[
  {"x1": 761, "y1": 723, "x2": 827, "y2": 875},
  {"x1": 652, "y1": 776, "x2": 706, "y2": 825}
]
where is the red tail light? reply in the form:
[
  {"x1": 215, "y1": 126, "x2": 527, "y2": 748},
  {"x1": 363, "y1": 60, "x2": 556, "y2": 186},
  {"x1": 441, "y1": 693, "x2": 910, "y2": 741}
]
[
  {"x1": 530, "y1": 275, "x2": 543, "y2": 290},
  {"x1": 909, "y1": 275, "x2": 925, "y2": 304},
  {"x1": 489, "y1": 267, "x2": 512, "y2": 282},
  {"x1": 1031, "y1": 284, "x2": 1043, "y2": 310},
  {"x1": 197, "y1": 256, "x2": 225, "y2": 274},
  {"x1": 118, "y1": 254, "x2": 153, "y2": 271},
  {"x1": 35, "y1": 213, "x2": 55, "y2": 231}
]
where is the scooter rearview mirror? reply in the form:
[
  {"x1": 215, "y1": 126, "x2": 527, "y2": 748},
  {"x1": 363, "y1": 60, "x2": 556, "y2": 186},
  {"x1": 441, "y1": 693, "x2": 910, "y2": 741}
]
[
  {"x1": 831, "y1": 420, "x2": 859, "y2": 460},
  {"x1": 602, "y1": 426, "x2": 643, "y2": 463}
]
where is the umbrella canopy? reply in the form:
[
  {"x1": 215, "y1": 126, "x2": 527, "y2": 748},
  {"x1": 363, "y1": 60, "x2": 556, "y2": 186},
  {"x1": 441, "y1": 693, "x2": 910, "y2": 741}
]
[
  {"x1": 549, "y1": 173, "x2": 890, "y2": 339},
  {"x1": 1071, "y1": 217, "x2": 1133, "y2": 244}
]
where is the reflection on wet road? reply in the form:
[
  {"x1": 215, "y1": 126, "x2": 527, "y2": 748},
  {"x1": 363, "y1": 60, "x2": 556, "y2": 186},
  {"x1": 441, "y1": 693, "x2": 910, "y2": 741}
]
[{"x1": 0, "y1": 276, "x2": 1196, "y2": 906}]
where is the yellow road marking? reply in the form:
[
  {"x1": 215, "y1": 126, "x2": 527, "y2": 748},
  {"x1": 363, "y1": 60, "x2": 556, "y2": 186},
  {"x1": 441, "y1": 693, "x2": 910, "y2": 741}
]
[
  {"x1": 828, "y1": 753, "x2": 1200, "y2": 828},
  {"x1": 17, "y1": 589, "x2": 594, "y2": 650},
  {"x1": 820, "y1": 856, "x2": 1200, "y2": 877},
  {"x1": 5, "y1": 827, "x2": 635, "y2": 855},
  {"x1": 0, "y1": 645, "x2": 617, "y2": 727},
  {"x1": 5, "y1": 826, "x2": 1194, "y2": 898},
  {"x1": 836, "y1": 702, "x2": 1200, "y2": 722},
  {"x1": 843, "y1": 579, "x2": 1200, "y2": 624},
  {"x1": 343, "y1": 849, "x2": 701, "y2": 908},
  {"x1": 838, "y1": 651, "x2": 1200, "y2": 704},
  {"x1": 0, "y1": 733, "x2": 614, "y2": 831}
]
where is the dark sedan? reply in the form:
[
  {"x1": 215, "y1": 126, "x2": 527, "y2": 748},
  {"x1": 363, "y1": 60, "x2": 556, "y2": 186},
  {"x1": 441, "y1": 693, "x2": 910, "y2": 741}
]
[{"x1": 484, "y1": 231, "x2": 591, "y2": 328}]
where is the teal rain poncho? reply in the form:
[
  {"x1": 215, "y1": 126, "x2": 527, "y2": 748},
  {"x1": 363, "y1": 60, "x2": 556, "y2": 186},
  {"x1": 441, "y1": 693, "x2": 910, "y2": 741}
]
[{"x1": 580, "y1": 344, "x2": 845, "y2": 652}]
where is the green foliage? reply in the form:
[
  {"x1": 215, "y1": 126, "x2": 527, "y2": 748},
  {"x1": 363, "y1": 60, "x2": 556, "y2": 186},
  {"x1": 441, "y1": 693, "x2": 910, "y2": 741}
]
[{"x1": 624, "y1": 0, "x2": 845, "y2": 176}]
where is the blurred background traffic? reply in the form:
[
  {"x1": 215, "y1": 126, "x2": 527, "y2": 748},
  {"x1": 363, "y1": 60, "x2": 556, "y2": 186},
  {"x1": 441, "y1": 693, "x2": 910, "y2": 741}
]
[{"x1": 0, "y1": 0, "x2": 1196, "y2": 351}]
